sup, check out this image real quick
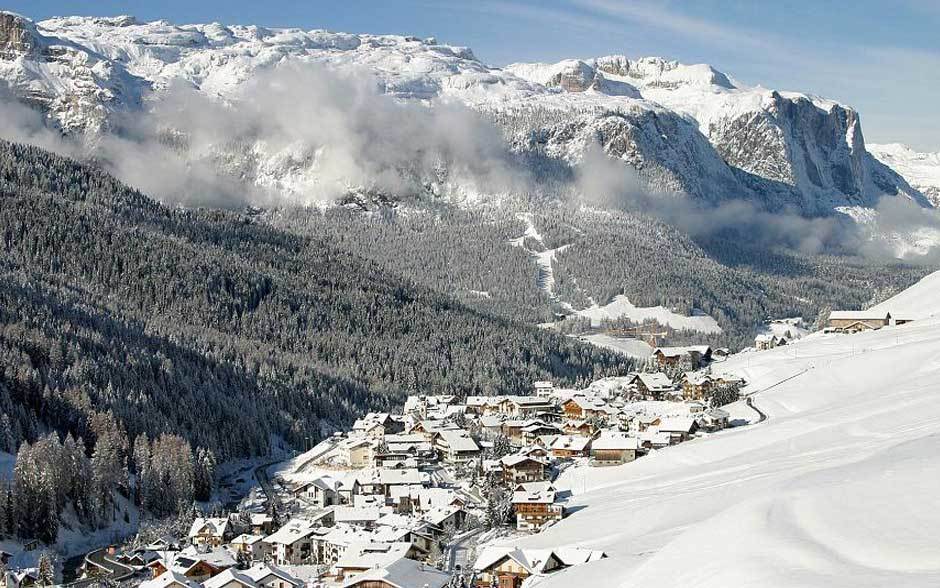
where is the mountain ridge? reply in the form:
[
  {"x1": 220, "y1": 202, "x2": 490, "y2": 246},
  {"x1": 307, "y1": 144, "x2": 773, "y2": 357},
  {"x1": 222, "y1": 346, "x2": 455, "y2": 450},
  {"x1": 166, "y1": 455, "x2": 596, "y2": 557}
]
[{"x1": 0, "y1": 11, "x2": 929, "y2": 217}]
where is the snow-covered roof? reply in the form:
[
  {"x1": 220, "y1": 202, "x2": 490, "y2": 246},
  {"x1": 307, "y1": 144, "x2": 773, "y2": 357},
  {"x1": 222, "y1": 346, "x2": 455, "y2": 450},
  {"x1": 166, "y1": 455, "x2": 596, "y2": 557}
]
[
  {"x1": 682, "y1": 371, "x2": 713, "y2": 386},
  {"x1": 421, "y1": 505, "x2": 462, "y2": 526},
  {"x1": 512, "y1": 481, "x2": 558, "y2": 504},
  {"x1": 140, "y1": 571, "x2": 202, "y2": 588},
  {"x1": 592, "y1": 432, "x2": 640, "y2": 451},
  {"x1": 242, "y1": 563, "x2": 303, "y2": 587},
  {"x1": 264, "y1": 520, "x2": 317, "y2": 545},
  {"x1": 231, "y1": 533, "x2": 264, "y2": 546},
  {"x1": 829, "y1": 310, "x2": 891, "y2": 320},
  {"x1": 356, "y1": 467, "x2": 427, "y2": 486},
  {"x1": 633, "y1": 373, "x2": 675, "y2": 392},
  {"x1": 657, "y1": 417, "x2": 698, "y2": 433},
  {"x1": 501, "y1": 454, "x2": 544, "y2": 467},
  {"x1": 436, "y1": 429, "x2": 480, "y2": 452},
  {"x1": 335, "y1": 542, "x2": 412, "y2": 570},
  {"x1": 333, "y1": 506, "x2": 383, "y2": 524},
  {"x1": 655, "y1": 346, "x2": 713, "y2": 357},
  {"x1": 203, "y1": 569, "x2": 258, "y2": 588},
  {"x1": 341, "y1": 557, "x2": 450, "y2": 588},
  {"x1": 550, "y1": 435, "x2": 592, "y2": 452},
  {"x1": 188, "y1": 517, "x2": 230, "y2": 539}
]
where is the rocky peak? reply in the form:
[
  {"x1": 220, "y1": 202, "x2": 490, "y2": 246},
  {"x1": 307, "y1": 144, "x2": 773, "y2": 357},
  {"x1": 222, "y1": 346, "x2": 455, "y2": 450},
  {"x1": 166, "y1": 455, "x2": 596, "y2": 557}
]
[{"x1": 0, "y1": 12, "x2": 40, "y2": 59}]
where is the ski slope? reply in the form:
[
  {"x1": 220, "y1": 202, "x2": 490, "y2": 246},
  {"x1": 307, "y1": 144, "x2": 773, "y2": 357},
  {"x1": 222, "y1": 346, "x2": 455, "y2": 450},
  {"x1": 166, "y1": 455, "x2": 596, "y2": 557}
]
[
  {"x1": 869, "y1": 269, "x2": 940, "y2": 320},
  {"x1": 503, "y1": 291, "x2": 940, "y2": 587}
]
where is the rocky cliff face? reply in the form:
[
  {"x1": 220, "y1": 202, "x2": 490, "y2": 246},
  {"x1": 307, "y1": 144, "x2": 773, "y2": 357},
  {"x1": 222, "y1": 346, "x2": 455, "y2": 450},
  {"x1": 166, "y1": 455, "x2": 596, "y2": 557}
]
[
  {"x1": 0, "y1": 13, "x2": 928, "y2": 215},
  {"x1": 0, "y1": 13, "x2": 38, "y2": 57}
]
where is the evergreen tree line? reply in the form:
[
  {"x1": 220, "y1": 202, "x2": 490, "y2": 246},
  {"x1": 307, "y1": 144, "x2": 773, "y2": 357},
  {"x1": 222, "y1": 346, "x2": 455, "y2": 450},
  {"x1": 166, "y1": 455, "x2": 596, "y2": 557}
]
[
  {"x1": 0, "y1": 140, "x2": 630, "y2": 485},
  {"x1": 264, "y1": 197, "x2": 926, "y2": 351}
]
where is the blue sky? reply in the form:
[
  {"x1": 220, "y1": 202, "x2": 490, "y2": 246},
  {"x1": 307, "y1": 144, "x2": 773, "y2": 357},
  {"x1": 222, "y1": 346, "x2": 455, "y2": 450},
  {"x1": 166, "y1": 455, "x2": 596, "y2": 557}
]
[{"x1": 10, "y1": 0, "x2": 940, "y2": 151}]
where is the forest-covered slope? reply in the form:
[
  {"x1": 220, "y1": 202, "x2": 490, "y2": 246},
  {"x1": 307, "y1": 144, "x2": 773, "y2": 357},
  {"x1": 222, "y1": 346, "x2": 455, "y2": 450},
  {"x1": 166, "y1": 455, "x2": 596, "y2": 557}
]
[{"x1": 0, "y1": 140, "x2": 630, "y2": 461}]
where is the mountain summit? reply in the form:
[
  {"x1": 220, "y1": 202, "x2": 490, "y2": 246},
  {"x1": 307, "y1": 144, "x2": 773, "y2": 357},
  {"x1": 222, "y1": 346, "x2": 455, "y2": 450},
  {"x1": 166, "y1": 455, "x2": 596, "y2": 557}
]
[{"x1": 0, "y1": 13, "x2": 930, "y2": 215}]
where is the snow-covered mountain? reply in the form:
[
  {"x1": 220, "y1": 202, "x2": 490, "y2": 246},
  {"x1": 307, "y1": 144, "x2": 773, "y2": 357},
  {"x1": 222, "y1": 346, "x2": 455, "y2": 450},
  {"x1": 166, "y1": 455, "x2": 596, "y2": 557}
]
[
  {"x1": 868, "y1": 143, "x2": 940, "y2": 207},
  {"x1": 0, "y1": 11, "x2": 930, "y2": 215},
  {"x1": 507, "y1": 56, "x2": 929, "y2": 213}
]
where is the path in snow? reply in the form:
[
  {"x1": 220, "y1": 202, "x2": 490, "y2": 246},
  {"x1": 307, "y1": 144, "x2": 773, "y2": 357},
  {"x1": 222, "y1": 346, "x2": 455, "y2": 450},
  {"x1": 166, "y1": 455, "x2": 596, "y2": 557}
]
[{"x1": 509, "y1": 213, "x2": 572, "y2": 304}]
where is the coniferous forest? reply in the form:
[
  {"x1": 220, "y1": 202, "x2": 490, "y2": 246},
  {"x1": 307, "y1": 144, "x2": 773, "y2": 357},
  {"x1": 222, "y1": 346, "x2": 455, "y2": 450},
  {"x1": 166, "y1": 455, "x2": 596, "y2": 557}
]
[{"x1": 0, "y1": 140, "x2": 631, "y2": 539}]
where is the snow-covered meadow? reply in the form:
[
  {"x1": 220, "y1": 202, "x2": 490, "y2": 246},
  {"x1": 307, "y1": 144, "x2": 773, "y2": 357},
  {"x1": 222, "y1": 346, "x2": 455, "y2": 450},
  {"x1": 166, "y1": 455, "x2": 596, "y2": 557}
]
[{"x1": 493, "y1": 271, "x2": 940, "y2": 587}]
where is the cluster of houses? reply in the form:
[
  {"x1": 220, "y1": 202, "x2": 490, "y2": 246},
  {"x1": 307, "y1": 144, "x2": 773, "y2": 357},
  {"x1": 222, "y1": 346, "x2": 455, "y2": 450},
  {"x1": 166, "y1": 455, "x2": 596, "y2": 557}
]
[{"x1": 50, "y1": 346, "x2": 743, "y2": 588}]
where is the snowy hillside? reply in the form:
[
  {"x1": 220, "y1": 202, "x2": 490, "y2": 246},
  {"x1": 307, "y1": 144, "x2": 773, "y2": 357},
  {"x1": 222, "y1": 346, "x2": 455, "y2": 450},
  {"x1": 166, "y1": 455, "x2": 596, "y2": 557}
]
[
  {"x1": 869, "y1": 269, "x2": 940, "y2": 319},
  {"x1": 869, "y1": 143, "x2": 940, "y2": 206},
  {"x1": 0, "y1": 12, "x2": 929, "y2": 217},
  {"x1": 502, "y1": 312, "x2": 940, "y2": 586}
]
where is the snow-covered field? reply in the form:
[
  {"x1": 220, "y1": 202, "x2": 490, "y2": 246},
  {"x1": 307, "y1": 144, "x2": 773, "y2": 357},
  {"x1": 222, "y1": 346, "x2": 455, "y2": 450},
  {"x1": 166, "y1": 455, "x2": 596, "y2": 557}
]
[
  {"x1": 496, "y1": 274, "x2": 940, "y2": 587},
  {"x1": 577, "y1": 334, "x2": 653, "y2": 359},
  {"x1": 574, "y1": 295, "x2": 722, "y2": 333},
  {"x1": 870, "y1": 269, "x2": 940, "y2": 320}
]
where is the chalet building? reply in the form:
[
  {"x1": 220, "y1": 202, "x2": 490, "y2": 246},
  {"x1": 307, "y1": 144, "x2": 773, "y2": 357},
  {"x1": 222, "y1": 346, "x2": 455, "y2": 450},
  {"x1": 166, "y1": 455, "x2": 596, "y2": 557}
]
[
  {"x1": 755, "y1": 333, "x2": 788, "y2": 350},
  {"x1": 635, "y1": 415, "x2": 661, "y2": 432},
  {"x1": 520, "y1": 421, "x2": 564, "y2": 445},
  {"x1": 533, "y1": 381, "x2": 554, "y2": 397},
  {"x1": 188, "y1": 518, "x2": 233, "y2": 549},
  {"x1": 828, "y1": 311, "x2": 892, "y2": 333},
  {"x1": 248, "y1": 513, "x2": 274, "y2": 536},
  {"x1": 657, "y1": 417, "x2": 700, "y2": 444},
  {"x1": 500, "y1": 454, "x2": 547, "y2": 484},
  {"x1": 653, "y1": 346, "x2": 712, "y2": 369},
  {"x1": 356, "y1": 467, "x2": 428, "y2": 496},
  {"x1": 590, "y1": 433, "x2": 640, "y2": 465},
  {"x1": 549, "y1": 435, "x2": 592, "y2": 458},
  {"x1": 638, "y1": 431, "x2": 671, "y2": 451},
  {"x1": 140, "y1": 571, "x2": 201, "y2": 588},
  {"x1": 264, "y1": 520, "x2": 319, "y2": 565},
  {"x1": 500, "y1": 419, "x2": 528, "y2": 443},
  {"x1": 342, "y1": 438, "x2": 376, "y2": 468},
  {"x1": 473, "y1": 548, "x2": 564, "y2": 588},
  {"x1": 502, "y1": 396, "x2": 555, "y2": 418},
  {"x1": 149, "y1": 550, "x2": 234, "y2": 582},
  {"x1": 700, "y1": 408, "x2": 730, "y2": 432},
  {"x1": 409, "y1": 420, "x2": 459, "y2": 443},
  {"x1": 561, "y1": 396, "x2": 616, "y2": 420},
  {"x1": 511, "y1": 482, "x2": 564, "y2": 531},
  {"x1": 333, "y1": 542, "x2": 415, "y2": 581},
  {"x1": 561, "y1": 419, "x2": 597, "y2": 437},
  {"x1": 518, "y1": 445, "x2": 550, "y2": 461},
  {"x1": 433, "y1": 429, "x2": 481, "y2": 463},
  {"x1": 681, "y1": 372, "x2": 714, "y2": 401},
  {"x1": 229, "y1": 534, "x2": 267, "y2": 561},
  {"x1": 203, "y1": 564, "x2": 303, "y2": 588},
  {"x1": 628, "y1": 373, "x2": 675, "y2": 399},
  {"x1": 561, "y1": 397, "x2": 585, "y2": 419},
  {"x1": 473, "y1": 547, "x2": 606, "y2": 588},
  {"x1": 341, "y1": 557, "x2": 450, "y2": 588}
]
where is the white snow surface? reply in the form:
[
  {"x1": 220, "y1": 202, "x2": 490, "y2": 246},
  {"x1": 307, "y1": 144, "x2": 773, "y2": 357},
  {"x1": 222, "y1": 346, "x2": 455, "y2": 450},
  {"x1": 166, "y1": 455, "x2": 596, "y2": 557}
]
[
  {"x1": 574, "y1": 295, "x2": 722, "y2": 333},
  {"x1": 869, "y1": 143, "x2": 940, "y2": 206},
  {"x1": 756, "y1": 317, "x2": 810, "y2": 341},
  {"x1": 577, "y1": 334, "x2": 653, "y2": 359},
  {"x1": 501, "y1": 311, "x2": 940, "y2": 587},
  {"x1": 869, "y1": 269, "x2": 940, "y2": 320}
]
